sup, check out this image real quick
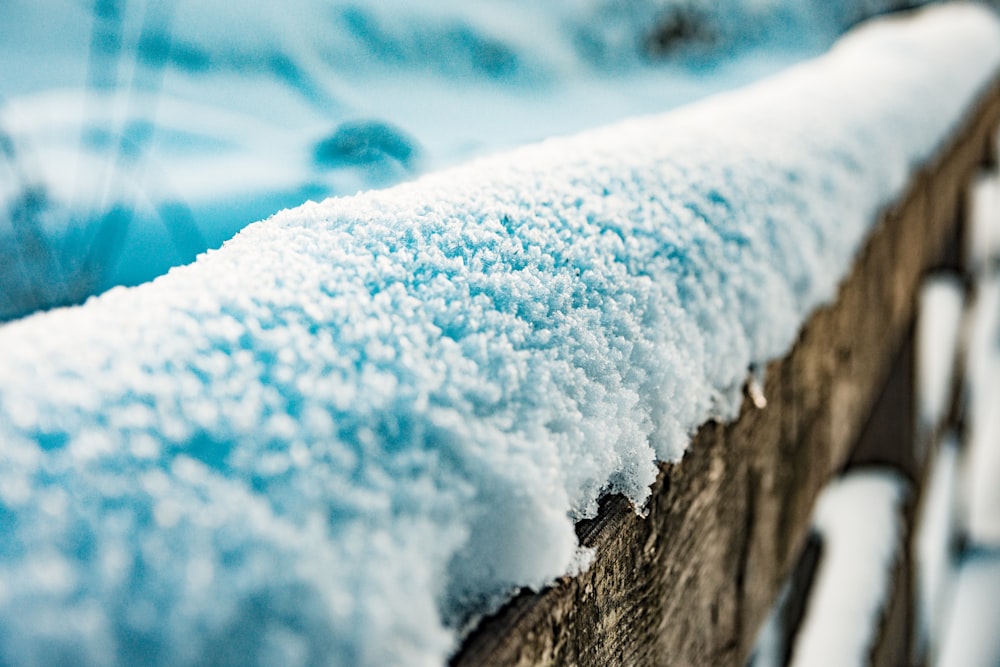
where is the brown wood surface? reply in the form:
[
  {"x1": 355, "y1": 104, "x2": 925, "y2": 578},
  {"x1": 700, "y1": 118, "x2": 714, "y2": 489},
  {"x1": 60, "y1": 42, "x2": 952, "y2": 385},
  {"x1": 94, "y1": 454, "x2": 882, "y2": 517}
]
[{"x1": 452, "y1": 76, "x2": 1000, "y2": 667}]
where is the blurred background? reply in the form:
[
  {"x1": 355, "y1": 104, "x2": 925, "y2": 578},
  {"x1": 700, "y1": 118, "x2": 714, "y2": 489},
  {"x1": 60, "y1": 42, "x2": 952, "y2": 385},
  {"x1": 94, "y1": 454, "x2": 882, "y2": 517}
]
[{"x1": 0, "y1": 0, "x2": 928, "y2": 321}]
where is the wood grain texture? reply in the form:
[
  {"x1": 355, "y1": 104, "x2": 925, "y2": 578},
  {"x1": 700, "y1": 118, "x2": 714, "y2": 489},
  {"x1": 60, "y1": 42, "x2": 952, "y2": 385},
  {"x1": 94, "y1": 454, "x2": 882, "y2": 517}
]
[{"x1": 452, "y1": 75, "x2": 1000, "y2": 667}]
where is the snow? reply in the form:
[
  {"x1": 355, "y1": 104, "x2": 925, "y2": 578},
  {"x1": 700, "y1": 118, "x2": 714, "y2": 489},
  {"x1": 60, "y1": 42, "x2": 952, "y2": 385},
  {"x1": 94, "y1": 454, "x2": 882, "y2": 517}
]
[
  {"x1": 922, "y1": 142, "x2": 1000, "y2": 667},
  {"x1": 916, "y1": 278, "x2": 964, "y2": 434},
  {"x1": 789, "y1": 471, "x2": 908, "y2": 667},
  {"x1": 962, "y1": 273, "x2": 1000, "y2": 545},
  {"x1": 0, "y1": 4, "x2": 999, "y2": 667},
  {"x1": 915, "y1": 435, "x2": 960, "y2": 658},
  {"x1": 933, "y1": 549, "x2": 1000, "y2": 667},
  {"x1": 912, "y1": 277, "x2": 965, "y2": 657},
  {"x1": 966, "y1": 172, "x2": 1000, "y2": 273},
  {"x1": 0, "y1": 0, "x2": 935, "y2": 319}
]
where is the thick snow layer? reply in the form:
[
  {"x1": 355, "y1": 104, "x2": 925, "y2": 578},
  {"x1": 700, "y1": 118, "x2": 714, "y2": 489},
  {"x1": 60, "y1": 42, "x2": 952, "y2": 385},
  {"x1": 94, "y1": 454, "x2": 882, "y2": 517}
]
[
  {"x1": 0, "y1": 5, "x2": 999, "y2": 666},
  {"x1": 0, "y1": 0, "x2": 933, "y2": 317},
  {"x1": 790, "y1": 472, "x2": 908, "y2": 667}
]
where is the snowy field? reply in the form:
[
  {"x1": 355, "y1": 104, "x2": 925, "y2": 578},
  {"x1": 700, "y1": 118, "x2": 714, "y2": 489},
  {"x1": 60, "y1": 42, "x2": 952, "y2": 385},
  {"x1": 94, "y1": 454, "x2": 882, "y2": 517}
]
[{"x1": 1, "y1": 2, "x2": 1000, "y2": 666}]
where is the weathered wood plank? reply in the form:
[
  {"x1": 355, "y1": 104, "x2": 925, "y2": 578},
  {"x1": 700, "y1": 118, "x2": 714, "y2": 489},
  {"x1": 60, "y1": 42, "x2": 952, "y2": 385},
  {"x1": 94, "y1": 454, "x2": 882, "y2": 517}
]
[{"x1": 452, "y1": 75, "x2": 1000, "y2": 667}]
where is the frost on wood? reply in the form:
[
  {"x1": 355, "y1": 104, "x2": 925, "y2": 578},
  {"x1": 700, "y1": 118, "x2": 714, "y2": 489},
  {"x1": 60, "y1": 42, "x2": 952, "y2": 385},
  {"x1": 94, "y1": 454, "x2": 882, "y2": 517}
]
[{"x1": 0, "y1": 5, "x2": 999, "y2": 667}]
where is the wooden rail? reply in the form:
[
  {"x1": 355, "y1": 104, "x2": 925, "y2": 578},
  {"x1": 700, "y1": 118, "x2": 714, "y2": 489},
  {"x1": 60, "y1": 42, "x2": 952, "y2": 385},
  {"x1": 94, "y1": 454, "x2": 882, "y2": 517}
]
[{"x1": 452, "y1": 75, "x2": 1000, "y2": 667}]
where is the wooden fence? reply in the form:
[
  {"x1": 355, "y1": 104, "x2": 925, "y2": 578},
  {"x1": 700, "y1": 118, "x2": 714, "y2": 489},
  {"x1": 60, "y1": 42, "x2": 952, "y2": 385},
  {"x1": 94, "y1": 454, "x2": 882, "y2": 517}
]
[{"x1": 451, "y1": 74, "x2": 1000, "y2": 667}]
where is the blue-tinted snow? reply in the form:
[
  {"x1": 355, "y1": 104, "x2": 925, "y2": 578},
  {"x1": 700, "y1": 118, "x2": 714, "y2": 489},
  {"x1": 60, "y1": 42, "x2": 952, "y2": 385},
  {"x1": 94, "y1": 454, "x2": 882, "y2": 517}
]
[
  {"x1": 1, "y1": 4, "x2": 999, "y2": 666},
  {"x1": 0, "y1": 0, "x2": 932, "y2": 318}
]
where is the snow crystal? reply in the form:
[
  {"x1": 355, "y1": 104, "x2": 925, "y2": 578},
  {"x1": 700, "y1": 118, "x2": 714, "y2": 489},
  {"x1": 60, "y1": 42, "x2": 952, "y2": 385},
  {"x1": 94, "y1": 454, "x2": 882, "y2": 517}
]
[
  {"x1": 0, "y1": 4, "x2": 998, "y2": 666},
  {"x1": 790, "y1": 471, "x2": 908, "y2": 667}
]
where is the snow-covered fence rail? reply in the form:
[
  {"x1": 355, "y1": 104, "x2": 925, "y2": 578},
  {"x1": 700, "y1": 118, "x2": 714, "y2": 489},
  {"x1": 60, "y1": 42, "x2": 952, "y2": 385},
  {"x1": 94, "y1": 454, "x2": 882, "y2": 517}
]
[
  {"x1": 0, "y1": 6, "x2": 999, "y2": 667},
  {"x1": 453, "y1": 12, "x2": 1000, "y2": 667}
]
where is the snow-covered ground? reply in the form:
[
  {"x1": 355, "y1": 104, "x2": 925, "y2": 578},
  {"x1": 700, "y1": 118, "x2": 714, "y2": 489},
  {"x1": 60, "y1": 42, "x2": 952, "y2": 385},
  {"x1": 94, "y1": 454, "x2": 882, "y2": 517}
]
[
  {"x1": 0, "y1": 5, "x2": 998, "y2": 667},
  {"x1": 0, "y1": 0, "x2": 931, "y2": 319}
]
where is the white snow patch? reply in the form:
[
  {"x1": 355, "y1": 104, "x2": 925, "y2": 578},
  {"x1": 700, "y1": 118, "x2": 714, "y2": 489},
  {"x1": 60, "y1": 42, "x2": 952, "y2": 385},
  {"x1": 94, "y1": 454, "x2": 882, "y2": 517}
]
[
  {"x1": 916, "y1": 277, "x2": 965, "y2": 434},
  {"x1": 790, "y1": 471, "x2": 908, "y2": 667},
  {"x1": 933, "y1": 550, "x2": 1000, "y2": 667},
  {"x1": 915, "y1": 435, "x2": 961, "y2": 659},
  {"x1": 965, "y1": 172, "x2": 1000, "y2": 273},
  {"x1": 962, "y1": 275, "x2": 1000, "y2": 545}
]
